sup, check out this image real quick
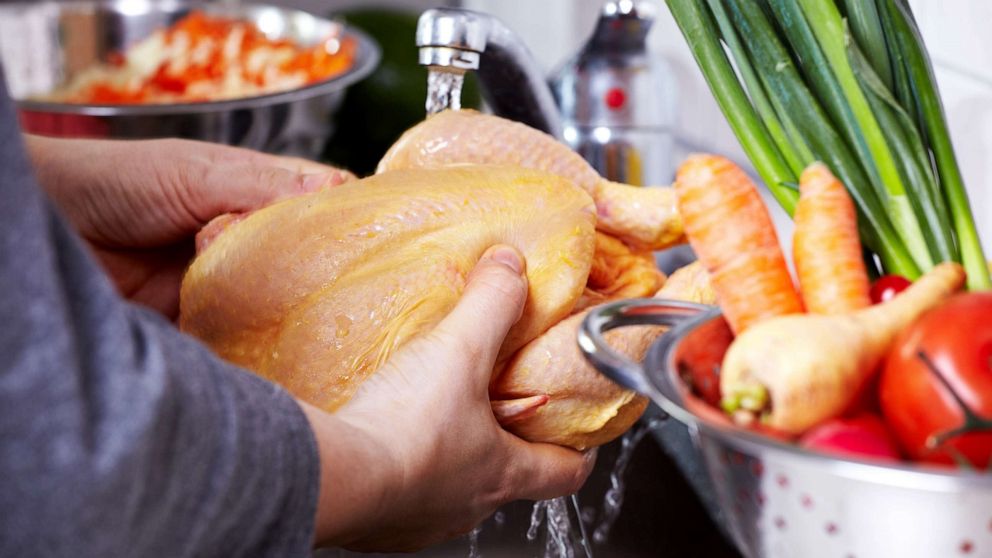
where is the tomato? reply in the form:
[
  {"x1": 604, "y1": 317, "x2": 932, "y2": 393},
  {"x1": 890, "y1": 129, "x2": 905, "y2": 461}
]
[
  {"x1": 869, "y1": 274, "x2": 912, "y2": 304},
  {"x1": 677, "y1": 316, "x2": 734, "y2": 407},
  {"x1": 879, "y1": 292, "x2": 992, "y2": 468},
  {"x1": 842, "y1": 372, "x2": 882, "y2": 416},
  {"x1": 800, "y1": 414, "x2": 902, "y2": 462}
]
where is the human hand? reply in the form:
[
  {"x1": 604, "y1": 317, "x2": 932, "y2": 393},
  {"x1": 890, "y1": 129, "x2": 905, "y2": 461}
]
[
  {"x1": 25, "y1": 135, "x2": 352, "y2": 318},
  {"x1": 300, "y1": 245, "x2": 596, "y2": 552}
]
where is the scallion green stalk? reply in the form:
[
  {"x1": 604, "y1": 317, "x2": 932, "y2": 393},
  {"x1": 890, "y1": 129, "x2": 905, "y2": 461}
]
[
  {"x1": 723, "y1": 0, "x2": 918, "y2": 276},
  {"x1": 664, "y1": 0, "x2": 987, "y2": 289},
  {"x1": 665, "y1": 0, "x2": 798, "y2": 212},
  {"x1": 842, "y1": 0, "x2": 894, "y2": 90},
  {"x1": 797, "y1": 0, "x2": 933, "y2": 270},
  {"x1": 882, "y1": 0, "x2": 991, "y2": 289},
  {"x1": 706, "y1": 0, "x2": 807, "y2": 176}
]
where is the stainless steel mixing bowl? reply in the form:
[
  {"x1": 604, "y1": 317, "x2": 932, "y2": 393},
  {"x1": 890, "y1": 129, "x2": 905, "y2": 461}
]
[
  {"x1": 0, "y1": 1, "x2": 379, "y2": 157},
  {"x1": 579, "y1": 299, "x2": 992, "y2": 558}
]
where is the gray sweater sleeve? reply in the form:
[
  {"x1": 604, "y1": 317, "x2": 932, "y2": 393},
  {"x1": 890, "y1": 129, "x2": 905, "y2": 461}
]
[{"x1": 0, "y1": 70, "x2": 319, "y2": 557}]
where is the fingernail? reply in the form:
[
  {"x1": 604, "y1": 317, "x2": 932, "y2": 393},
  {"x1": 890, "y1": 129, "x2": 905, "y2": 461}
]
[
  {"x1": 301, "y1": 172, "x2": 339, "y2": 192},
  {"x1": 487, "y1": 246, "x2": 523, "y2": 275}
]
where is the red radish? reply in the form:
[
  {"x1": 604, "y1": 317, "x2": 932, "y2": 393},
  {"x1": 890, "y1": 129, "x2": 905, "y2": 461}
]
[
  {"x1": 800, "y1": 414, "x2": 902, "y2": 462},
  {"x1": 869, "y1": 275, "x2": 912, "y2": 304}
]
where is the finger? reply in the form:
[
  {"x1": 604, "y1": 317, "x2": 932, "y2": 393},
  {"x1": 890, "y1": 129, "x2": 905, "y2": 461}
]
[
  {"x1": 195, "y1": 140, "x2": 353, "y2": 180},
  {"x1": 190, "y1": 163, "x2": 343, "y2": 221},
  {"x1": 301, "y1": 170, "x2": 353, "y2": 192},
  {"x1": 271, "y1": 154, "x2": 358, "y2": 182},
  {"x1": 503, "y1": 436, "x2": 596, "y2": 502},
  {"x1": 432, "y1": 245, "x2": 528, "y2": 379}
]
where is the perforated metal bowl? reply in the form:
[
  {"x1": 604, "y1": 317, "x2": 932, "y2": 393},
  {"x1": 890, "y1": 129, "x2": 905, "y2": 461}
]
[{"x1": 579, "y1": 299, "x2": 992, "y2": 558}]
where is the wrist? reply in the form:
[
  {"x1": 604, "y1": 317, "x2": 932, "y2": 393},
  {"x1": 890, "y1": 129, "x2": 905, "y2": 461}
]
[
  {"x1": 298, "y1": 400, "x2": 401, "y2": 548},
  {"x1": 23, "y1": 135, "x2": 127, "y2": 242}
]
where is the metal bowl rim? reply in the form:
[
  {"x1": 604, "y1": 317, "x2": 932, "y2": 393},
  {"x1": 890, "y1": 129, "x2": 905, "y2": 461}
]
[
  {"x1": 644, "y1": 306, "x2": 992, "y2": 490},
  {"x1": 3, "y1": 0, "x2": 381, "y2": 115}
]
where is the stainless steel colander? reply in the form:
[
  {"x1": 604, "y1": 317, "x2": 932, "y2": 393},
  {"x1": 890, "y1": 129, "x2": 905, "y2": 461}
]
[{"x1": 579, "y1": 299, "x2": 992, "y2": 558}]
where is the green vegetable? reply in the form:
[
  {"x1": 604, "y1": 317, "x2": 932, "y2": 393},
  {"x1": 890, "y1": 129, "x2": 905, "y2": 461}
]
[
  {"x1": 667, "y1": 0, "x2": 798, "y2": 213},
  {"x1": 665, "y1": 0, "x2": 990, "y2": 289},
  {"x1": 881, "y1": 0, "x2": 990, "y2": 289}
]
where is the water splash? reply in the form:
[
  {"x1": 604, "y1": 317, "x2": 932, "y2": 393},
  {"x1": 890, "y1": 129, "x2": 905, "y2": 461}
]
[
  {"x1": 570, "y1": 494, "x2": 595, "y2": 558},
  {"x1": 591, "y1": 417, "x2": 666, "y2": 544},
  {"x1": 526, "y1": 496, "x2": 594, "y2": 558},
  {"x1": 465, "y1": 417, "x2": 665, "y2": 558},
  {"x1": 426, "y1": 67, "x2": 465, "y2": 114},
  {"x1": 526, "y1": 500, "x2": 546, "y2": 542},
  {"x1": 466, "y1": 526, "x2": 482, "y2": 558}
]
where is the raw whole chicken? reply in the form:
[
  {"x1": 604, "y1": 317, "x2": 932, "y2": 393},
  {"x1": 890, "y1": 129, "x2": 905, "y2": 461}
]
[
  {"x1": 181, "y1": 114, "x2": 710, "y2": 449},
  {"x1": 378, "y1": 109, "x2": 684, "y2": 251}
]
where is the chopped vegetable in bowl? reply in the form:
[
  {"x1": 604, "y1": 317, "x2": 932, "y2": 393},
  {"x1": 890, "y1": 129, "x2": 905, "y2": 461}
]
[{"x1": 44, "y1": 11, "x2": 356, "y2": 105}]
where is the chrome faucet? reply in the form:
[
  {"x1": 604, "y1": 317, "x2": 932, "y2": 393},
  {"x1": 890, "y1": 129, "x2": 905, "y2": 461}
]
[
  {"x1": 415, "y1": 3, "x2": 676, "y2": 187},
  {"x1": 416, "y1": 7, "x2": 563, "y2": 139}
]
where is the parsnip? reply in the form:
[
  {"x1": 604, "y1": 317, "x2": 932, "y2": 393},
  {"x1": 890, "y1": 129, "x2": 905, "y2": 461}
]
[{"x1": 720, "y1": 262, "x2": 966, "y2": 434}]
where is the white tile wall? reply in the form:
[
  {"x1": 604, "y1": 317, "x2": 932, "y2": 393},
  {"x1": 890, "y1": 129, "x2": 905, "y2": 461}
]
[
  {"x1": 471, "y1": 0, "x2": 992, "y2": 259},
  {"x1": 909, "y1": 0, "x2": 992, "y2": 85}
]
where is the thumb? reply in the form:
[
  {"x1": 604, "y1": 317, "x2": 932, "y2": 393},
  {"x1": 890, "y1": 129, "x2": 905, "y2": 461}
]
[
  {"x1": 433, "y1": 245, "x2": 529, "y2": 379},
  {"x1": 505, "y1": 437, "x2": 596, "y2": 502}
]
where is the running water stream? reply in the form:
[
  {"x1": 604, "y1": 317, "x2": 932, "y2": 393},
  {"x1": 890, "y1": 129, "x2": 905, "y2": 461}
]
[
  {"x1": 467, "y1": 526, "x2": 482, "y2": 558},
  {"x1": 590, "y1": 416, "x2": 666, "y2": 544},
  {"x1": 525, "y1": 495, "x2": 592, "y2": 558},
  {"x1": 426, "y1": 52, "x2": 669, "y2": 558},
  {"x1": 426, "y1": 68, "x2": 465, "y2": 114},
  {"x1": 501, "y1": 417, "x2": 666, "y2": 558}
]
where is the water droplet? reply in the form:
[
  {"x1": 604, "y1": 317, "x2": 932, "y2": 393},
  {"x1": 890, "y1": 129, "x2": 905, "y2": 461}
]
[{"x1": 580, "y1": 507, "x2": 596, "y2": 525}]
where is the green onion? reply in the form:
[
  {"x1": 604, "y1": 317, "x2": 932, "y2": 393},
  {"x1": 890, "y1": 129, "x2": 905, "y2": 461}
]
[
  {"x1": 725, "y1": 0, "x2": 918, "y2": 276},
  {"x1": 665, "y1": 0, "x2": 798, "y2": 213},
  {"x1": 881, "y1": 0, "x2": 991, "y2": 289},
  {"x1": 706, "y1": 0, "x2": 806, "y2": 176},
  {"x1": 842, "y1": 0, "x2": 893, "y2": 90},
  {"x1": 850, "y1": 45, "x2": 956, "y2": 263},
  {"x1": 797, "y1": 0, "x2": 933, "y2": 269},
  {"x1": 665, "y1": 0, "x2": 988, "y2": 289}
]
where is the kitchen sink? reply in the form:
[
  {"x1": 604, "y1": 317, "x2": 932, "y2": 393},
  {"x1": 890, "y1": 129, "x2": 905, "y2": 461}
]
[{"x1": 317, "y1": 414, "x2": 742, "y2": 558}]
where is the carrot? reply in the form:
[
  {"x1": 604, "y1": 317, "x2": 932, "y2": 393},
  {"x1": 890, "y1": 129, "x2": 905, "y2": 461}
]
[
  {"x1": 720, "y1": 262, "x2": 965, "y2": 434},
  {"x1": 793, "y1": 163, "x2": 872, "y2": 314},
  {"x1": 675, "y1": 154, "x2": 804, "y2": 334}
]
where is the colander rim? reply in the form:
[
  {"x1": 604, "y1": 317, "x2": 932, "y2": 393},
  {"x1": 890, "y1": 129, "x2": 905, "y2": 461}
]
[{"x1": 643, "y1": 306, "x2": 992, "y2": 490}]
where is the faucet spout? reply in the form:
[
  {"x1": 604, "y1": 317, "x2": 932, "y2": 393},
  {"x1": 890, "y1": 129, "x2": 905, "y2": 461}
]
[{"x1": 416, "y1": 7, "x2": 563, "y2": 139}]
